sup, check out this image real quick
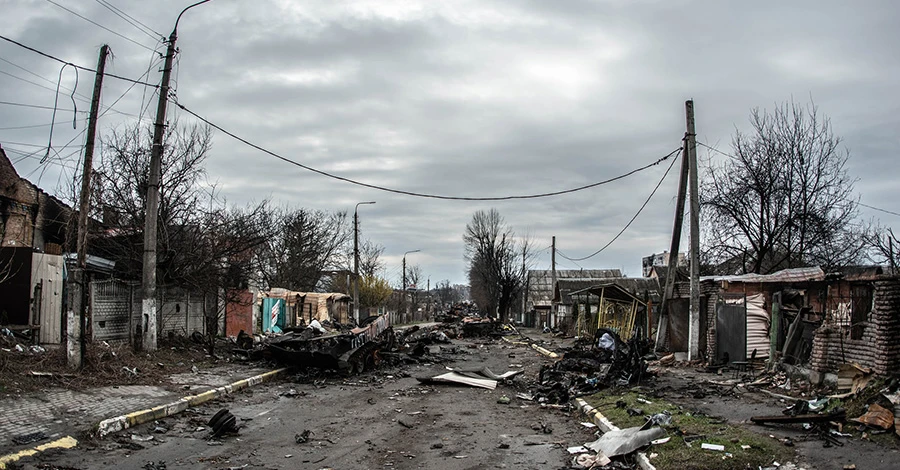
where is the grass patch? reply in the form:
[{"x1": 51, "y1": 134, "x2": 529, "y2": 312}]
[{"x1": 585, "y1": 390, "x2": 794, "y2": 470}]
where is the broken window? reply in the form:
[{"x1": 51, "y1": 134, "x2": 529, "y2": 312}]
[{"x1": 850, "y1": 284, "x2": 873, "y2": 340}]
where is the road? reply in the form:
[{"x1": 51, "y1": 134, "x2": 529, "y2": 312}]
[{"x1": 27, "y1": 336, "x2": 598, "y2": 469}]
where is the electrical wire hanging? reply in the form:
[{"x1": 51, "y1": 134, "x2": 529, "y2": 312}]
[
  {"x1": 173, "y1": 98, "x2": 682, "y2": 201},
  {"x1": 43, "y1": 0, "x2": 157, "y2": 53},
  {"x1": 0, "y1": 35, "x2": 159, "y2": 88},
  {"x1": 42, "y1": 63, "x2": 79, "y2": 163},
  {"x1": 558, "y1": 151, "x2": 681, "y2": 262}
]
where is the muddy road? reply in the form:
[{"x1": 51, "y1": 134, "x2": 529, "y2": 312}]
[{"x1": 28, "y1": 337, "x2": 598, "y2": 469}]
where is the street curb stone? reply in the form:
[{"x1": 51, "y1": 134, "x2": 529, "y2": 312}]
[
  {"x1": 95, "y1": 367, "x2": 288, "y2": 438},
  {"x1": 575, "y1": 398, "x2": 656, "y2": 470},
  {"x1": 523, "y1": 340, "x2": 655, "y2": 469}
]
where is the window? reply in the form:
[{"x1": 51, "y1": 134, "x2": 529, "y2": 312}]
[{"x1": 850, "y1": 284, "x2": 873, "y2": 340}]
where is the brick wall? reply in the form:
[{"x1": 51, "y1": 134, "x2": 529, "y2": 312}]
[{"x1": 809, "y1": 276, "x2": 900, "y2": 375}]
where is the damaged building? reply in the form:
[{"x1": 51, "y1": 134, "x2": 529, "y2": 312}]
[{"x1": 656, "y1": 265, "x2": 900, "y2": 378}]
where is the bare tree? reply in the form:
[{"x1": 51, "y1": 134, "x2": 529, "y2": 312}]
[
  {"x1": 868, "y1": 225, "x2": 900, "y2": 273},
  {"x1": 702, "y1": 100, "x2": 864, "y2": 274},
  {"x1": 179, "y1": 202, "x2": 274, "y2": 355},
  {"x1": 434, "y1": 279, "x2": 459, "y2": 311},
  {"x1": 463, "y1": 209, "x2": 535, "y2": 322},
  {"x1": 257, "y1": 206, "x2": 351, "y2": 292},
  {"x1": 359, "y1": 239, "x2": 385, "y2": 278},
  {"x1": 92, "y1": 122, "x2": 214, "y2": 283}
]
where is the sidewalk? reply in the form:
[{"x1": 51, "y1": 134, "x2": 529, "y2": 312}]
[{"x1": 0, "y1": 365, "x2": 275, "y2": 454}]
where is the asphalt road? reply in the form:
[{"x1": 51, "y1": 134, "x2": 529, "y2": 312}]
[{"x1": 25, "y1": 336, "x2": 598, "y2": 469}]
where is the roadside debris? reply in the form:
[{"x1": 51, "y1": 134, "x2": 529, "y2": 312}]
[
  {"x1": 533, "y1": 328, "x2": 649, "y2": 404},
  {"x1": 851, "y1": 403, "x2": 894, "y2": 430},
  {"x1": 295, "y1": 429, "x2": 313, "y2": 443},
  {"x1": 208, "y1": 409, "x2": 239, "y2": 437},
  {"x1": 585, "y1": 425, "x2": 666, "y2": 458},
  {"x1": 417, "y1": 367, "x2": 523, "y2": 390}
]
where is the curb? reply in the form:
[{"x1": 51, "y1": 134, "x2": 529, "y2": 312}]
[
  {"x1": 0, "y1": 436, "x2": 77, "y2": 470},
  {"x1": 575, "y1": 398, "x2": 656, "y2": 470},
  {"x1": 96, "y1": 367, "x2": 288, "y2": 438},
  {"x1": 530, "y1": 343, "x2": 560, "y2": 358}
]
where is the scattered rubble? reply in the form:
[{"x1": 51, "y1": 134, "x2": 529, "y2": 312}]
[{"x1": 532, "y1": 328, "x2": 650, "y2": 404}]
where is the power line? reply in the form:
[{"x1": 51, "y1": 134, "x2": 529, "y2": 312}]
[
  {"x1": 698, "y1": 140, "x2": 900, "y2": 219},
  {"x1": 859, "y1": 202, "x2": 900, "y2": 218},
  {"x1": 0, "y1": 55, "x2": 153, "y2": 120},
  {"x1": 558, "y1": 152, "x2": 681, "y2": 262},
  {"x1": 0, "y1": 121, "x2": 73, "y2": 131},
  {"x1": 0, "y1": 55, "x2": 94, "y2": 102},
  {"x1": 173, "y1": 98, "x2": 682, "y2": 201},
  {"x1": 94, "y1": 0, "x2": 163, "y2": 42},
  {"x1": 0, "y1": 140, "x2": 84, "y2": 149},
  {"x1": 43, "y1": 0, "x2": 157, "y2": 53},
  {"x1": 0, "y1": 100, "x2": 85, "y2": 112},
  {"x1": 0, "y1": 34, "x2": 159, "y2": 88}
]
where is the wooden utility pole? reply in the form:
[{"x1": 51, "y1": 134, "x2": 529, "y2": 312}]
[
  {"x1": 68, "y1": 44, "x2": 109, "y2": 369},
  {"x1": 686, "y1": 100, "x2": 701, "y2": 361},
  {"x1": 550, "y1": 236, "x2": 557, "y2": 329},
  {"x1": 657, "y1": 141, "x2": 690, "y2": 349}
]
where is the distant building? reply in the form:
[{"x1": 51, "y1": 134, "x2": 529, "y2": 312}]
[{"x1": 642, "y1": 251, "x2": 687, "y2": 277}]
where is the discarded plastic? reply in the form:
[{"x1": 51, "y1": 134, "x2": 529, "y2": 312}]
[
  {"x1": 585, "y1": 426, "x2": 666, "y2": 457},
  {"x1": 701, "y1": 443, "x2": 725, "y2": 451}
]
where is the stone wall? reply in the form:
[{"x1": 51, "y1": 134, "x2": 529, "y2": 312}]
[{"x1": 809, "y1": 276, "x2": 900, "y2": 375}]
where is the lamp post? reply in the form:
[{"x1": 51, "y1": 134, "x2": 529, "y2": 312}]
[
  {"x1": 141, "y1": 0, "x2": 213, "y2": 352},
  {"x1": 353, "y1": 201, "x2": 375, "y2": 325},
  {"x1": 402, "y1": 249, "x2": 420, "y2": 324}
]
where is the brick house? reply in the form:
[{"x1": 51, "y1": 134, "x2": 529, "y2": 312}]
[
  {"x1": 0, "y1": 146, "x2": 72, "y2": 341},
  {"x1": 659, "y1": 265, "x2": 900, "y2": 376}
]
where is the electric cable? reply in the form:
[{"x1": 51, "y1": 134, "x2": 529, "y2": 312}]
[
  {"x1": 173, "y1": 97, "x2": 682, "y2": 201},
  {"x1": 558, "y1": 152, "x2": 681, "y2": 262},
  {"x1": 43, "y1": 0, "x2": 157, "y2": 53},
  {"x1": 0, "y1": 55, "x2": 151, "y2": 119},
  {"x1": 0, "y1": 34, "x2": 159, "y2": 88},
  {"x1": 42, "y1": 63, "x2": 79, "y2": 163},
  {"x1": 94, "y1": 0, "x2": 163, "y2": 42}
]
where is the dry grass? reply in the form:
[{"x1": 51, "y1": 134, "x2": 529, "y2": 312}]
[
  {"x1": 586, "y1": 390, "x2": 795, "y2": 470},
  {"x1": 0, "y1": 336, "x2": 220, "y2": 396}
]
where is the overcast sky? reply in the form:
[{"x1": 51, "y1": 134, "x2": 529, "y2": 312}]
[{"x1": 3, "y1": 0, "x2": 898, "y2": 286}]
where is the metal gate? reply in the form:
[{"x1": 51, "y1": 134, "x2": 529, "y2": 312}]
[{"x1": 716, "y1": 294, "x2": 746, "y2": 364}]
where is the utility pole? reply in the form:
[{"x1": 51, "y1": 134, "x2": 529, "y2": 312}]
[
  {"x1": 686, "y1": 100, "x2": 701, "y2": 361},
  {"x1": 521, "y1": 244, "x2": 526, "y2": 324},
  {"x1": 657, "y1": 125, "x2": 691, "y2": 350},
  {"x1": 141, "y1": 1, "x2": 211, "y2": 351},
  {"x1": 141, "y1": 32, "x2": 177, "y2": 352},
  {"x1": 68, "y1": 44, "x2": 109, "y2": 369},
  {"x1": 402, "y1": 256, "x2": 406, "y2": 323},
  {"x1": 353, "y1": 201, "x2": 374, "y2": 325},
  {"x1": 550, "y1": 236, "x2": 557, "y2": 329}
]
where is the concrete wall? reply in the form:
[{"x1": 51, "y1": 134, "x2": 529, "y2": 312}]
[{"x1": 809, "y1": 276, "x2": 900, "y2": 375}]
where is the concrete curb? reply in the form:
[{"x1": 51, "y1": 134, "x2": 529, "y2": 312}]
[
  {"x1": 575, "y1": 398, "x2": 656, "y2": 470},
  {"x1": 0, "y1": 436, "x2": 77, "y2": 470},
  {"x1": 530, "y1": 343, "x2": 560, "y2": 358},
  {"x1": 96, "y1": 367, "x2": 288, "y2": 438}
]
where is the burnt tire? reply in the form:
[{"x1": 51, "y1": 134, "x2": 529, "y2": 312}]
[{"x1": 209, "y1": 409, "x2": 229, "y2": 427}]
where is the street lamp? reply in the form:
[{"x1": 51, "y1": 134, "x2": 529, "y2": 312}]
[
  {"x1": 402, "y1": 249, "x2": 420, "y2": 323},
  {"x1": 141, "y1": 0, "x2": 213, "y2": 352},
  {"x1": 353, "y1": 201, "x2": 376, "y2": 325}
]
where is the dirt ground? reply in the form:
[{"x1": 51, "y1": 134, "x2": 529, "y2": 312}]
[
  {"x1": 0, "y1": 336, "x2": 240, "y2": 396},
  {"x1": 16, "y1": 334, "x2": 602, "y2": 469},
  {"x1": 652, "y1": 367, "x2": 900, "y2": 470}
]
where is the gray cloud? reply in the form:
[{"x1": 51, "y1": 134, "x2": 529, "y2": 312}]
[{"x1": 3, "y1": 0, "x2": 898, "y2": 285}]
